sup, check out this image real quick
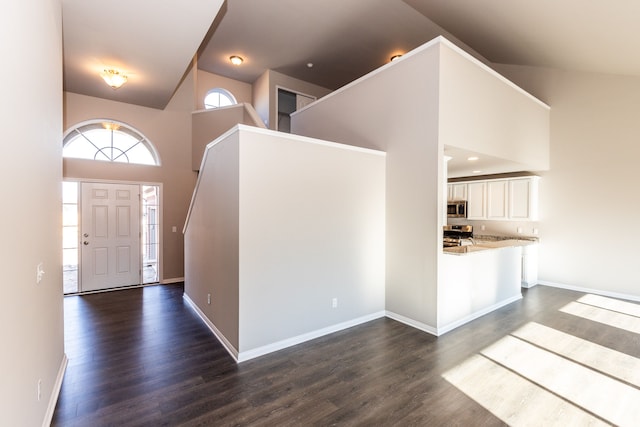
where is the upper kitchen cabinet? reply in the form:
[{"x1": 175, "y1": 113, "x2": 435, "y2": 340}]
[
  {"x1": 466, "y1": 181, "x2": 486, "y2": 220},
  {"x1": 487, "y1": 180, "x2": 509, "y2": 220},
  {"x1": 439, "y1": 42, "x2": 550, "y2": 177},
  {"x1": 509, "y1": 177, "x2": 539, "y2": 221},
  {"x1": 448, "y1": 183, "x2": 467, "y2": 201},
  {"x1": 457, "y1": 176, "x2": 539, "y2": 221}
]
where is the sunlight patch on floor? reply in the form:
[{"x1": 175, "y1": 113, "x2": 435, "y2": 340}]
[
  {"x1": 577, "y1": 294, "x2": 640, "y2": 318},
  {"x1": 443, "y1": 295, "x2": 640, "y2": 427},
  {"x1": 512, "y1": 322, "x2": 640, "y2": 388},
  {"x1": 442, "y1": 353, "x2": 609, "y2": 427},
  {"x1": 560, "y1": 301, "x2": 640, "y2": 334},
  {"x1": 480, "y1": 334, "x2": 640, "y2": 426}
]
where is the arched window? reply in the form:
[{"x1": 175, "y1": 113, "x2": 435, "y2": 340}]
[
  {"x1": 204, "y1": 88, "x2": 237, "y2": 109},
  {"x1": 63, "y1": 120, "x2": 160, "y2": 166}
]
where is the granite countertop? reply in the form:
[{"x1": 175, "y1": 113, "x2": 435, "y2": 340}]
[
  {"x1": 443, "y1": 236, "x2": 538, "y2": 256},
  {"x1": 473, "y1": 234, "x2": 539, "y2": 243}
]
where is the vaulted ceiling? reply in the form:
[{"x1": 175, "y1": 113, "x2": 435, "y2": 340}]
[
  {"x1": 62, "y1": 0, "x2": 640, "y2": 109},
  {"x1": 61, "y1": 0, "x2": 640, "y2": 177}
]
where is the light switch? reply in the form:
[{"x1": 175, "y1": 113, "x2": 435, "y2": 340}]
[
  {"x1": 172, "y1": 226, "x2": 177, "y2": 233},
  {"x1": 36, "y1": 263, "x2": 45, "y2": 284}
]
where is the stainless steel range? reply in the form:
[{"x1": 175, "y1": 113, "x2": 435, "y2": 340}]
[{"x1": 443, "y1": 224, "x2": 473, "y2": 247}]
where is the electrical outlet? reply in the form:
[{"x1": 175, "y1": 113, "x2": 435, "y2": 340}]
[
  {"x1": 332, "y1": 298, "x2": 338, "y2": 308},
  {"x1": 517, "y1": 227, "x2": 523, "y2": 234},
  {"x1": 533, "y1": 228, "x2": 539, "y2": 235},
  {"x1": 37, "y1": 379, "x2": 42, "y2": 401},
  {"x1": 207, "y1": 293, "x2": 211, "y2": 305}
]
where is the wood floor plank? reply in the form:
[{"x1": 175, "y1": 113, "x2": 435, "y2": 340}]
[{"x1": 52, "y1": 284, "x2": 640, "y2": 426}]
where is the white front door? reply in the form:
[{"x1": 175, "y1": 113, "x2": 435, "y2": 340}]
[{"x1": 81, "y1": 182, "x2": 141, "y2": 292}]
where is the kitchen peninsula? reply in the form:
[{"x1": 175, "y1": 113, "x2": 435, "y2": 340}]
[{"x1": 440, "y1": 237, "x2": 538, "y2": 333}]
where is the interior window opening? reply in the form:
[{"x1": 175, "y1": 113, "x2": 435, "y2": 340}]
[{"x1": 204, "y1": 88, "x2": 237, "y2": 109}]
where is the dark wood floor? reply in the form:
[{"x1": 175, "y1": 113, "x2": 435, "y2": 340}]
[{"x1": 52, "y1": 284, "x2": 640, "y2": 426}]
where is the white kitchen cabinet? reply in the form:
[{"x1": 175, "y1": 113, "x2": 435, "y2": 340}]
[
  {"x1": 466, "y1": 181, "x2": 486, "y2": 219},
  {"x1": 449, "y1": 176, "x2": 539, "y2": 221},
  {"x1": 509, "y1": 177, "x2": 539, "y2": 221},
  {"x1": 487, "y1": 180, "x2": 509, "y2": 220},
  {"x1": 448, "y1": 183, "x2": 467, "y2": 201}
]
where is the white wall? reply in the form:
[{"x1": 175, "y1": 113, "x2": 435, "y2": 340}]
[
  {"x1": 184, "y1": 126, "x2": 386, "y2": 359},
  {"x1": 184, "y1": 130, "x2": 240, "y2": 350},
  {"x1": 0, "y1": 0, "x2": 65, "y2": 425},
  {"x1": 439, "y1": 43, "x2": 550, "y2": 171},
  {"x1": 495, "y1": 64, "x2": 640, "y2": 299},
  {"x1": 191, "y1": 103, "x2": 265, "y2": 170},
  {"x1": 293, "y1": 39, "x2": 443, "y2": 328},
  {"x1": 64, "y1": 71, "x2": 198, "y2": 281},
  {"x1": 238, "y1": 128, "x2": 386, "y2": 352}
]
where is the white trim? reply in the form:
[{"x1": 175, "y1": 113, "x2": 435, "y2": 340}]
[
  {"x1": 162, "y1": 277, "x2": 185, "y2": 284},
  {"x1": 43, "y1": 354, "x2": 68, "y2": 427},
  {"x1": 234, "y1": 124, "x2": 386, "y2": 155},
  {"x1": 537, "y1": 281, "x2": 640, "y2": 303},
  {"x1": 242, "y1": 103, "x2": 268, "y2": 129},
  {"x1": 385, "y1": 311, "x2": 438, "y2": 336},
  {"x1": 182, "y1": 124, "x2": 385, "y2": 234},
  {"x1": 67, "y1": 282, "x2": 158, "y2": 296},
  {"x1": 386, "y1": 294, "x2": 522, "y2": 337},
  {"x1": 293, "y1": 36, "x2": 549, "y2": 117},
  {"x1": 435, "y1": 294, "x2": 523, "y2": 335},
  {"x1": 62, "y1": 118, "x2": 162, "y2": 166},
  {"x1": 275, "y1": 85, "x2": 316, "y2": 131},
  {"x1": 183, "y1": 295, "x2": 385, "y2": 364},
  {"x1": 70, "y1": 179, "x2": 163, "y2": 293},
  {"x1": 183, "y1": 293, "x2": 240, "y2": 362},
  {"x1": 237, "y1": 311, "x2": 386, "y2": 363}
]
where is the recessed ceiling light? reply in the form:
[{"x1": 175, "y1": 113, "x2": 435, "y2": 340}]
[
  {"x1": 473, "y1": 170, "x2": 482, "y2": 174},
  {"x1": 467, "y1": 156, "x2": 479, "y2": 161},
  {"x1": 390, "y1": 54, "x2": 403, "y2": 62},
  {"x1": 307, "y1": 62, "x2": 314, "y2": 68},
  {"x1": 229, "y1": 55, "x2": 243, "y2": 65}
]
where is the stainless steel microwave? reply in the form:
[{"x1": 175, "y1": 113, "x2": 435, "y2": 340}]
[{"x1": 447, "y1": 200, "x2": 467, "y2": 218}]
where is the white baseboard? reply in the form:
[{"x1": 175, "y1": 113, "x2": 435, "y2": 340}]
[
  {"x1": 237, "y1": 311, "x2": 386, "y2": 362},
  {"x1": 43, "y1": 354, "x2": 68, "y2": 427},
  {"x1": 162, "y1": 277, "x2": 185, "y2": 284},
  {"x1": 435, "y1": 294, "x2": 523, "y2": 335},
  {"x1": 386, "y1": 294, "x2": 522, "y2": 337},
  {"x1": 385, "y1": 311, "x2": 438, "y2": 336},
  {"x1": 184, "y1": 294, "x2": 386, "y2": 363},
  {"x1": 182, "y1": 294, "x2": 239, "y2": 362},
  {"x1": 537, "y1": 280, "x2": 640, "y2": 303}
]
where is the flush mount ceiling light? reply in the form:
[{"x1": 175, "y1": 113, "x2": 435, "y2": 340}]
[
  {"x1": 467, "y1": 156, "x2": 479, "y2": 161},
  {"x1": 100, "y1": 69, "x2": 128, "y2": 89},
  {"x1": 390, "y1": 54, "x2": 403, "y2": 62},
  {"x1": 229, "y1": 55, "x2": 244, "y2": 65}
]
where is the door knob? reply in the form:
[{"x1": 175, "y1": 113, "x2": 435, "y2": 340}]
[
  {"x1": 83, "y1": 241, "x2": 89, "y2": 245},
  {"x1": 84, "y1": 233, "x2": 89, "y2": 238}
]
